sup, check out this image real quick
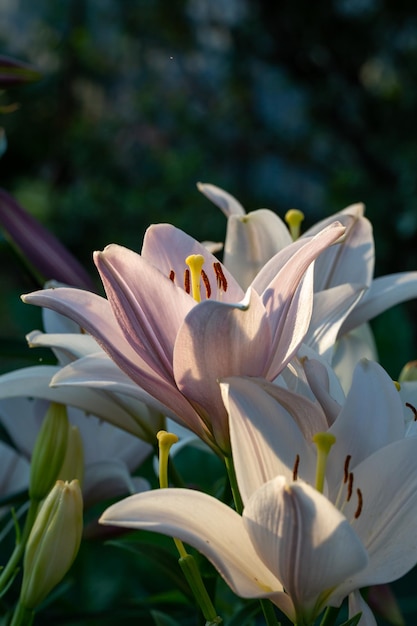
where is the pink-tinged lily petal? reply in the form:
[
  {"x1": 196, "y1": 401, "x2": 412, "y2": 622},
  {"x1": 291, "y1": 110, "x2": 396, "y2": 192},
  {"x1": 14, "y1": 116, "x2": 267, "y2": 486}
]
[
  {"x1": 197, "y1": 181, "x2": 246, "y2": 217},
  {"x1": 306, "y1": 283, "x2": 366, "y2": 357},
  {"x1": 94, "y1": 244, "x2": 194, "y2": 380},
  {"x1": 22, "y1": 288, "x2": 199, "y2": 432},
  {"x1": 223, "y1": 210, "x2": 292, "y2": 289},
  {"x1": 173, "y1": 290, "x2": 272, "y2": 450},
  {"x1": 307, "y1": 209, "x2": 374, "y2": 291},
  {"x1": 0, "y1": 189, "x2": 95, "y2": 289},
  {"x1": 51, "y1": 353, "x2": 211, "y2": 444},
  {"x1": 140, "y1": 223, "x2": 244, "y2": 303},
  {"x1": 340, "y1": 272, "x2": 417, "y2": 334},
  {"x1": 251, "y1": 221, "x2": 345, "y2": 296},
  {"x1": 335, "y1": 437, "x2": 417, "y2": 594},
  {"x1": 243, "y1": 477, "x2": 368, "y2": 624},
  {"x1": 221, "y1": 377, "x2": 320, "y2": 502},
  {"x1": 99, "y1": 488, "x2": 288, "y2": 603},
  {"x1": 328, "y1": 360, "x2": 405, "y2": 491},
  {"x1": 348, "y1": 590, "x2": 377, "y2": 626}
]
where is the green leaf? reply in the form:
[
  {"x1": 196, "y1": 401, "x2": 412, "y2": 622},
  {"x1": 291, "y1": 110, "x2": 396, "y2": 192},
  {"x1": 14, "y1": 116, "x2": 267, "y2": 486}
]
[
  {"x1": 107, "y1": 538, "x2": 193, "y2": 599},
  {"x1": 151, "y1": 610, "x2": 183, "y2": 626},
  {"x1": 339, "y1": 613, "x2": 362, "y2": 626},
  {"x1": 227, "y1": 601, "x2": 261, "y2": 626}
]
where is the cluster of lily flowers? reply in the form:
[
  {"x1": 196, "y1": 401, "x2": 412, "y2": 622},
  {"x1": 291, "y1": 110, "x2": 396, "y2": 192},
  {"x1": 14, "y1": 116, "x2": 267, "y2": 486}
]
[{"x1": 2, "y1": 180, "x2": 417, "y2": 626}]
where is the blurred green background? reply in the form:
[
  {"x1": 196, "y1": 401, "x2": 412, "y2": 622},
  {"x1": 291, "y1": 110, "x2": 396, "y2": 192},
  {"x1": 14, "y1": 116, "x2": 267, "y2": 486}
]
[{"x1": 1, "y1": 0, "x2": 417, "y2": 374}]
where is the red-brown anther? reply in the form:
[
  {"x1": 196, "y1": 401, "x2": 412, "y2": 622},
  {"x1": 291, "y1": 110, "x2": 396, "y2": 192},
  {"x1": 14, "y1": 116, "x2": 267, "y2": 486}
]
[
  {"x1": 354, "y1": 488, "x2": 363, "y2": 519},
  {"x1": 406, "y1": 402, "x2": 417, "y2": 421},
  {"x1": 213, "y1": 262, "x2": 228, "y2": 292},
  {"x1": 184, "y1": 268, "x2": 191, "y2": 294},
  {"x1": 343, "y1": 455, "x2": 352, "y2": 484},
  {"x1": 292, "y1": 454, "x2": 300, "y2": 481},
  {"x1": 347, "y1": 472, "x2": 354, "y2": 502},
  {"x1": 169, "y1": 270, "x2": 175, "y2": 283},
  {"x1": 201, "y1": 269, "x2": 211, "y2": 299}
]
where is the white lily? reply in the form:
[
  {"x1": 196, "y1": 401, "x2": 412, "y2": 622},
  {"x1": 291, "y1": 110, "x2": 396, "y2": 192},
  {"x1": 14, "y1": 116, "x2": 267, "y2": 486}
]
[
  {"x1": 100, "y1": 359, "x2": 417, "y2": 625},
  {"x1": 199, "y1": 183, "x2": 417, "y2": 388}
]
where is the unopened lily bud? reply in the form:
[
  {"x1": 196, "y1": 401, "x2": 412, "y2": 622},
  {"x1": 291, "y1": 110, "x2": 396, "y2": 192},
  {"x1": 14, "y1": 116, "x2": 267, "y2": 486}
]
[
  {"x1": 57, "y1": 425, "x2": 84, "y2": 486},
  {"x1": 20, "y1": 480, "x2": 83, "y2": 610},
  {"x1": 398, "y1": 360, "x2": 417, "y2": 383},
  {"x1": 29, "y1": 403, "x2": 69, "y2": 502}
]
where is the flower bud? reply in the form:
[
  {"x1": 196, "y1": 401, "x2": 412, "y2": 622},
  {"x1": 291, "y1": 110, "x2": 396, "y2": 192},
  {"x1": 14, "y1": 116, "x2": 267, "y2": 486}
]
[
  {"x1": 29, "y1": 403, "x2": 69, "y2": 502},
  {"x1": 57, "y1": 425, "x2": 84, "y2": 486},
  {"x1": 20, "y1": 480, "x2": 83, "y2": 610}
]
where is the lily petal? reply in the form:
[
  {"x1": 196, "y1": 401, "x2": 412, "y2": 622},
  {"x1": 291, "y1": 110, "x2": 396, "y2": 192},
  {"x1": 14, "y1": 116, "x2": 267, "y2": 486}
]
[
  {"x1": 340, "y1": 272, "x2": 417, "y2": 334},
  {"x1": 173, "y1": 290, "x2": 272, "y2": 450},
  {"x1": 223, "y1": 210, "x2": 292, "y2": 289},
  {"x1": 339, "y1": 437, "x2": 417, "y2": 592},
  {"x1": 243, "y1": 477, "x2": 368, "y2": 624},
  {"x1": 328, "y1": 360, "x2": 405, "y2": 491},
  {"x1": 141, "y1": 223, "x2": 243, "y2": 302},
  {"x1": 348, "y1": 590, "x2": 377, "y2": 626},
  {"x1": 100, "y1": 488, "x2": 285, "y2": 599},
  {"x1": 221, "y1": 377, "x2": 318, "y2": 502},
  {"x1": 197, "y1": 181, "x2": 246, "y2": 217}
]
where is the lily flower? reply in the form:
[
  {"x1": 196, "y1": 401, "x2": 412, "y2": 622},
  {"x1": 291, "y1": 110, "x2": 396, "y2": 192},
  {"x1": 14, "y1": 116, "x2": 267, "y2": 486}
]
[
  {"x1": 101, "y1": 359, "x2": 417, "y2": 625},
  {"x1": 22, "y1": 220, "x2": 345, "y2": 454},
  {"x1": 199, "y1": 183, "x2": 417, "y2": 386}
]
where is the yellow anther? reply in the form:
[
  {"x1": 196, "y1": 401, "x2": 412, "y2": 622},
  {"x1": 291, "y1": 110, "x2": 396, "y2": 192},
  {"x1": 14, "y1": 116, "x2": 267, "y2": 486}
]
[
  {"x1": 285, "y1": 208, "x2": 305, "y2": 240},
  {"x1": 185, "y1": 254, "x2": 205, "y2": 302},
  {"x1": 312, "y1": 432, "x2": 336, "y2": 493},
  {"x1": 393, "y1": 381, "x2": 401, "y2": 391}
]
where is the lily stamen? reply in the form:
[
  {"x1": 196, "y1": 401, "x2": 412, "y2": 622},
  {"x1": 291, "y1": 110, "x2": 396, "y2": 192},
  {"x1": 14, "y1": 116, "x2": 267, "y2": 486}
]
[
  {"x1": 292, "y1": 454, "x2": 300, "y2": 481},
  {"x1": 213, "y1": 262, "x2": 228, "y2": 292},
  {"x1": 343, "y1": 455, "x2": 351, "y2": 483},
  {"x1": 169, "y1": 270, "x2": 175, "y2": 282},
  {"x1": 405, "y1": 402, "x2": 417, "y2": 421},
  {"x1": 184, "y1": 268, "x2": 191, "y2": 294},
  {"x1": 347, "y1": 472, "x2": 354, "y2": 502},
  {"x1": 354, "y1": 488, "x2": 363, "y2": 519},
  {"x1": 201, "y1": 269, "x2": 211, "y2": 299}
]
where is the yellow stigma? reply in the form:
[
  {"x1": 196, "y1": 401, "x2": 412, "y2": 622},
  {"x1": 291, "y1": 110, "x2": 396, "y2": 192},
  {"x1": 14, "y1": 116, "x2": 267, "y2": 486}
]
[
  {"x1": 284, "y1": 208, "x2": 305, "y2": 240},
  {"x1": 157, "y1": 430, "x2": 179, "y2": 490},
  {"x1": 312, "y1": 432, "x2": 336, "y2": 493},
  {"x1": 185, "y1": 254, "x2": 205, "y2": 302}
]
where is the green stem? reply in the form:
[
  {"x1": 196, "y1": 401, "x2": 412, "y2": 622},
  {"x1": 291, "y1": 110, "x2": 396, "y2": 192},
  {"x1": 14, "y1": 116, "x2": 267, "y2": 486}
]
[
  {"x1": 179, "y1": 555, "x2": 222, "y2": 624},
  {"x1": 318, "y1": 605, "x2": 340, "y2": 626},
  {"x1": 224, "y1": 455, "x2": 243, "y2": 514},
  {"x1": 9, "y1": 601, "x2": 34, "y2": 626},
  {"x1": 0, "y1": 501, "x2": 38, "y2": 594},
  {"x1": 260, "y1": 599, "x2": 281, "y2": 626}
]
